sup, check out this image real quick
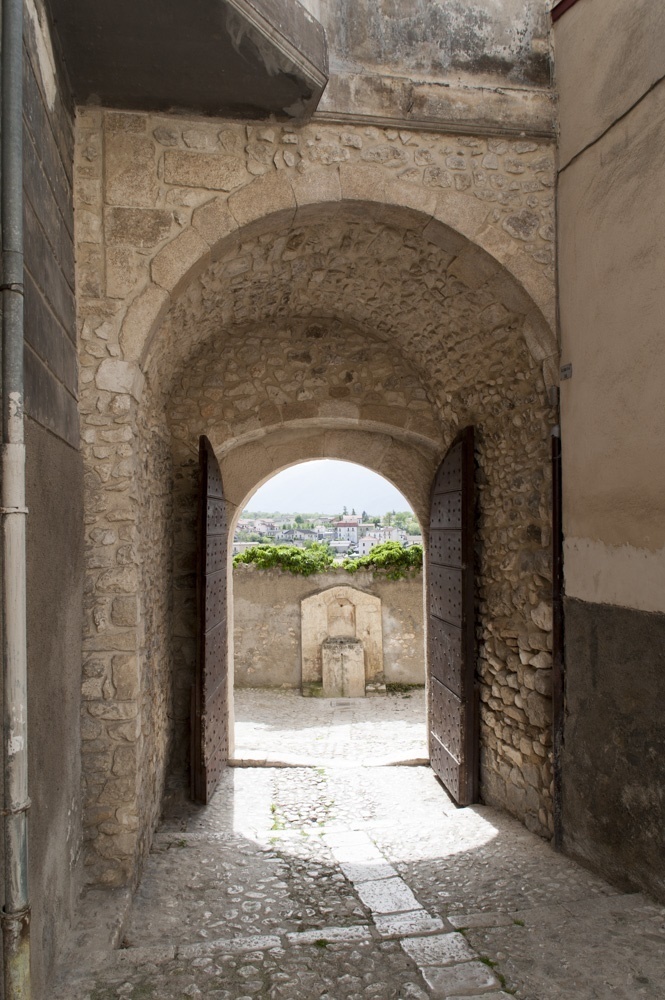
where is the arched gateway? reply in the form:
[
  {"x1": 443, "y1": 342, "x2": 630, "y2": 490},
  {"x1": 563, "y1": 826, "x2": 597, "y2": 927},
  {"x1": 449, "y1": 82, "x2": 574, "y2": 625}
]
[{"x1": 76, "y1": 110, "x2": 558, "y2": 887}]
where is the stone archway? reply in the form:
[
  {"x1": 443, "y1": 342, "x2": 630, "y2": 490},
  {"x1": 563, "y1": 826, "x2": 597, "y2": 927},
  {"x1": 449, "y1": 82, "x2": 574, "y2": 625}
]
[{"x1": 76, "y1": 109, "x2": 557, "y2": 887}]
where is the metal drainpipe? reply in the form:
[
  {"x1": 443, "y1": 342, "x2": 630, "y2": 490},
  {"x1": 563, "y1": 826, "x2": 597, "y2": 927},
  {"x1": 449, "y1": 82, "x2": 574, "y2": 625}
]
[
  {"x1": 1, "y1": 0, "x2": 32, "y2": 995},
  {"x1": 551, "y1": 422, "x2": 564, "y2": 852}
]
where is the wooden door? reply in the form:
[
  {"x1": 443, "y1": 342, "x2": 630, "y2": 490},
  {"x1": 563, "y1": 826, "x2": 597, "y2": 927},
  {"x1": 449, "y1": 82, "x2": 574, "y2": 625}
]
[
  {"x1": 428, "y1": 426, "x2": 478, "y2": 806},
  {"x1": 191, "y1": 436, "x2": 229, "y2": 803}
]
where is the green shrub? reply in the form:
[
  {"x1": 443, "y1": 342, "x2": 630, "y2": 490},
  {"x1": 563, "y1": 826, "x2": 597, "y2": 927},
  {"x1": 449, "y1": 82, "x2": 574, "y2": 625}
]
[
  {"x1": 343, "y1": 541, "x2": 423, "y2": 580},
  {"x1": 234, "y1": 540, "x2": 423, "y2": 579},
  {"x1": 233, "y1": 542, "x2": 334, "y2": 576}
]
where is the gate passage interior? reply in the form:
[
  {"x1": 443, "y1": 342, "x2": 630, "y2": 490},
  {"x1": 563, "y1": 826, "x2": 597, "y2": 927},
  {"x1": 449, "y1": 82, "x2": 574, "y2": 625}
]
[{"x1": 191, "y1": 430, "x2": 479, "y2": 806}]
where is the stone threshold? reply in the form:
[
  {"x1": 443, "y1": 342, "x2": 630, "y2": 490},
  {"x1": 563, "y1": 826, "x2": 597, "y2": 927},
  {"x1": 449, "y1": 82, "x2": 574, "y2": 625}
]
[{"x1": 229, "y1": 755, "x2": 430, "y2": 768}]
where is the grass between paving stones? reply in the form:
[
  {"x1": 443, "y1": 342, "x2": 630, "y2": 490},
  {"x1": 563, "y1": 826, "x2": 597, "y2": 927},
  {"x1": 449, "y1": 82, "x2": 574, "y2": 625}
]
[
  {"x1": 270, "y1": 802, "x2": 285, "y2": 830},
  {"x1": 478, "y1": 957, "x2": 515, "y2": 994}
]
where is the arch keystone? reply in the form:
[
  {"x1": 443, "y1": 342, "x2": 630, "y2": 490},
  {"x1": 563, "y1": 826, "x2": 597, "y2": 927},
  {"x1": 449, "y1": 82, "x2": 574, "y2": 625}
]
[
  {"x1": 292, "y1": 167, "x2": 342, "y2": 222},
  {"x1": 338, "y1": 163, "x2": 387, "y2": 205},
  {"x1": 382, "y1": 178, "x2": 437, "y2": 224}
]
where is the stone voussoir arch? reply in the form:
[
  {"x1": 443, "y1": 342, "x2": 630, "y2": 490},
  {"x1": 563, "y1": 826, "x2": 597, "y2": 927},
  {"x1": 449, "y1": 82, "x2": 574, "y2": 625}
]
[
  {"x1": 220, "y1": 423, "x2": 439, "y2": 534},
  {"x1": 112, "y1": 164, "x2": 558, "y2": 383}
]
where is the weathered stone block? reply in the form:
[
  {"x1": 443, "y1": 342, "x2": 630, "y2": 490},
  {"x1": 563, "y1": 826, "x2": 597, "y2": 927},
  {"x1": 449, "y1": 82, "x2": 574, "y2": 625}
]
[
  {"x1": 115, "y1": 806, "x2": 140, "y2": 831},
  {"x1": 95, "y1": 359, "x2": 145, "y2": 401},
  {"x1": 119, "y1": 284, "x2": 170, "y2": 362},
  {"x1": 111, "y1": 596, "x2": 138, "y2": 627},
  {"x1": 107, "y1": 718, "x2": 141, "y2": 743},
  {"x1": 106, "y1": 247, "x2": 145, "y2": 299},
  {"x1": 105, "y1": 133, "x2": 159, "y2": 207},
  {"x1": 105, "y1": 208, "x2": 173, "y2": 248},
  {"x1": 78, "y1": 243, "x2": 104, "y2": 297},
  {"x1": 401, "y1": 932, "x2": 476, "y2": 966},
  {"x1": 163, "y1": 151, "x2": 249, "y2": 191},
  {"x1": 355, "y1": 877, "x2": 421, "y2": 914},
  {"x1": 191, "y1": 196, "x2": 239, "y2": 252},
  {"x1": 82, "y1": 676, "x2": 105, "y2": 700},
  {"x1": 322, "y1": 637, "x2": 365, "y2": 698},
  {"x1": 83, "y1": 656, "x2": 107, "y2": 679},
  {"x1": 228, "y1": 171, "x2": 296, "y2": 229},
  {"x1": 95, "y1": 566, "x2": 139, "y2": 595},
  {"x1": 534, "y1": 670, "x2": 552, "y2": 697},
  {"x1": 76, "y1": 207, "x2": 103, "y2": 244},
  {"x1": 420, "y1": 962, "x2": 501, "y2": 995},
  {"x1": 112, "y1": 745, "x2": 138, "y2": 777},
  {"x1": 292, "y1": 167, "x2": 342, "y2": 217},
  {"x1": 83, "y1": 804, "x2": 116, "y2": 828},
  {"x1": 83, "y1": 632, "x2": 137, "y2": 652},
  {"x1": 112, "y1": 655, "x2": 140, "y2": 700},
  {"x1": 151, "y1": 228, "x2": 209, "y2": 293},
  {"x1": 530, "y1": 600, "x2": 553, "y2": 632},
  {"x1": 525, "y1": 690, "x2": 551, "y2": 728},
  {"x1": 88, "y1": 701, "x2": 138, "y2": 721},
  {"x1": 94, "y1": 831, "x2": 138, "y2": 859},
  {"x1": 81, "y1": 714, "x2": 104, "y2": 741},
  {"x1": 530, "y1": 651, "x2": 552, "y2": 670}
]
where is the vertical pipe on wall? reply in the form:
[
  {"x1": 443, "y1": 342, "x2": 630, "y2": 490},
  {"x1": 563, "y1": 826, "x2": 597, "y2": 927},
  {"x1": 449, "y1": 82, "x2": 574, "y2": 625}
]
[
  {"x1": 0, "y1": 0, "x2": 32, "y2": 996},
  {"x1": 551, "y1": 423, "x2": 564, "y2": 851}
]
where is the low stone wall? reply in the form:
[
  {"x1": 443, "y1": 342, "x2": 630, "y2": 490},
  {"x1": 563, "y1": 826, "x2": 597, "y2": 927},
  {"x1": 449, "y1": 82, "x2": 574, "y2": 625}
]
[{"x1": 233, "y1": 565, "x2": 425, "y2": 689}]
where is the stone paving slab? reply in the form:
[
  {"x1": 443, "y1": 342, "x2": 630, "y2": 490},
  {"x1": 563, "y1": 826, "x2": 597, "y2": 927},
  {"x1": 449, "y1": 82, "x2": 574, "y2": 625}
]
[
  {"x1": 402, "y1": 932, "x2": 478, "y2": 966},
  {"x1": 340, "y1": 859, "x2": 399, "y2": 883},
  {"x1": 233, "y1": 687, "x2": 428, "y2": 766},
  {"x1": 356, "y1": 876, "x2": 423, "y2": 914},
  {"x1": 54, "y1": 695, "x2": 665, "y2": 1000},
  {"x1": 420, "y1": 961, "x2": 502, "y2": 996},
  {"x1": 449, "y1": 913, "x2": 520, "y2": 930},
  {"x1": 285, "y1": 925, "x2": 372, "y2": 944},
  {"x1": 375, "y1": 911, "x2": 449, "y2": 938}
]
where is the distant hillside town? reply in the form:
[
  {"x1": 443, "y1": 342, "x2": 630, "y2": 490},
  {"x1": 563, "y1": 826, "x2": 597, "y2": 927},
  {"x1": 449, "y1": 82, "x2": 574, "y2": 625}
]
[{"x1": 233, "y1": 508, "x2": 422, "y2": 558}]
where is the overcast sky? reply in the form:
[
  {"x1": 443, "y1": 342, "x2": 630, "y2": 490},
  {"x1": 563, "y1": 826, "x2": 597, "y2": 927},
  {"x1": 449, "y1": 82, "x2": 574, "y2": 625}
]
[{"x1": 245, "y1": 460, "x2": 414, "y2": 516}]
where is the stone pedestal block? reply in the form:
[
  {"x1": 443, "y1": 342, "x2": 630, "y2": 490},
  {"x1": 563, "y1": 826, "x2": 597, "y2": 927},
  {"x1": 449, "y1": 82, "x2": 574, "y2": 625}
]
[{"x1": 322, "y1": 638, "x2": 366, "y2": 698}]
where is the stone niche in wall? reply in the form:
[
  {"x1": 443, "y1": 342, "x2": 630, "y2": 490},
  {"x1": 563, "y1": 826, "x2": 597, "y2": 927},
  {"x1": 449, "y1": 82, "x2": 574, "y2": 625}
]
[{"x1": 301, "y1": 586, "x2": 385, "y2": 697}]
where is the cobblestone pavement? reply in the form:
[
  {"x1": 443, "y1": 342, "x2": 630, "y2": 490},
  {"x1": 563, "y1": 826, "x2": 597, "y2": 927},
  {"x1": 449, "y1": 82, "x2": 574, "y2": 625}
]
[
  {"x1": 56, "y1": 695, "x2": 665, "y2": 1000},
  {"x1": 232, "y1": 689, "x2": 428, "y2": 767}
]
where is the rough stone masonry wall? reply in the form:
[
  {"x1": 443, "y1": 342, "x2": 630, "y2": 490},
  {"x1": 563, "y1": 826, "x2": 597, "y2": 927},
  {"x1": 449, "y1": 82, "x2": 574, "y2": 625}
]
[
  {"x1": 76, "y1": 122, "x2": 177, "y2": 887},
  {"x1": 233, "y1": 566, "x2": 425, "y2": 689},
  {"x1": 472, "y1": 397, "x2": 554, "y2": 837},
  {"x1": 74, "y1": 107, "x2": 557, "y2": 885}
]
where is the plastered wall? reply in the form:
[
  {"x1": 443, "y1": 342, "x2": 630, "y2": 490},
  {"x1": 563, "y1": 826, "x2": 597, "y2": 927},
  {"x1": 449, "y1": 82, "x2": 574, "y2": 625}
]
[
  {"x1": 555, "y1": 0, "x2": 665, "y2": 900},
  {"x1": 313, "y1": 0, "x2": 554, "y2": 135}
]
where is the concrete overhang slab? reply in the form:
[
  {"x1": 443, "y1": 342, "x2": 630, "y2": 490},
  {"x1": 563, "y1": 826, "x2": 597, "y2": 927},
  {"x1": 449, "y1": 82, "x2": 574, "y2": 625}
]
[{"x1": 46, "y1": 0, "x2": 328, "y2": 119}]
